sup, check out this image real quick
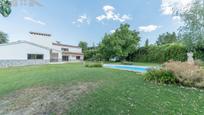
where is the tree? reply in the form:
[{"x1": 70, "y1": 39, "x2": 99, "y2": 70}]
[
  {"x1": 145, "y1": 39, "x2": 149, "y2": 47},
  {"x1": 99, "y1": 24, "x2": 140, "y2": 61},
  {"x1": 85, "y1": 47, "x2": 102, "y2": 61},
  {"x1": 178, "y1": 0, "x2": 204, "y2": 51},
  {"x1": 156, "y1": 32, "x2": 177, "y2": 45},
  {"x1": 0, "y1": 31, "x2": 8, "y2": 44},
  {"x1": 78, "y1": 41, "x2": 88, "y2": 52},
  {"x1": 0, "y1": 0, "x2": 12, "y2": 17}
]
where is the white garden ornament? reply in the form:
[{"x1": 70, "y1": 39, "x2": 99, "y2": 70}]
[{"x1": 187, "y1": 52, "x2": 194, "y2": 64}]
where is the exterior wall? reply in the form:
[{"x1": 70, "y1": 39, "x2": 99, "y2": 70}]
[
  {"x1": 69, "y1": 55, "x2": 84, "y2": 61},
  {"x1": 0, "y1": 42, "x2": 50, "y2": 60},
  {"x1": 69, "y1": 47, "x2": 82, "y2": 53},
  {"x1": 0, "y1": 32, "x2": 84, "y2": 68},
  {"x1": 28, "y1": 33, "x2": 83, "y2": 62},
  {"x1": 51, "y1": 49, "x2": 62, "y2": 62},
  {"x1": 80, "y1": 55, "x2": 84, "y2": 60},
  {"x1": 52, "y1": 45, "x2": 82, "y2": 53},
  {"x1": 52, "y1": 44, "x2": 83, "y2": 62},
  {"x1": 29, "y1": 34, "x2": 55, "y2": 48},
  {"x1": 28, "y1": 33, "x2": 82, "y2": 53},
  {"x1": 0, "y1": 42, "x2": 51, "y2": 68},
  {"x1": 0, "y1": 60, "x2": 49, "y2": 68}
]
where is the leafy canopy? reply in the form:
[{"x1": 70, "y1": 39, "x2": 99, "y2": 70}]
[
  {"x1": 99, "y1": 24, "x2": 140, "y2": 61},
  {"x1": 0, "y1": 31, "x2": 8, "y2": 44},
  {"x1": 145, "y1": 39, "x2": 149, "y2": 47},
  {"x1": 156, "y1": 32, "x2": 177, "y2": 45},
  {"x1": 179, "y1": 0, "x2": 204, "y2": 51},
  {"x1": 0, "y1": 0, "x2": 11, "y2": 17},
  {"x1": 78, "y1": 41, "x2": 88, "y2": 52}
]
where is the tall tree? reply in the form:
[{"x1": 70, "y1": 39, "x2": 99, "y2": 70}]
[
  {"x1": 78, "y1": 41, "x2": 88, "y2": 52},
  {"x1": 156, "y1": 32, "x2": 177, "y2": 45},
  {"x1": 179, "y1": 0, "x2": 204, "y2": 51},
  {"x1": 0, "y1": 31, "x2": 8, "y2": 44},
  {"x1": 99, "y1": 24, "x2": 140, "y2": 61},
  {"x1": 0, "y1": 0, "x2": 11, "y2": 17},
  {"x1": 145, "y1": 39, "x2": 149, "y2": 47}
]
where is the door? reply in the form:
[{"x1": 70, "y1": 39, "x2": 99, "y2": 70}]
[
  {"x1": 62, "y1": 56, "x2": 69, "y2": 61},
  {"x1": 50, "y1": 53, "x2": 59, "y2": 62}
]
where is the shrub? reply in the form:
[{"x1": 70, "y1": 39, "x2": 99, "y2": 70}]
[
  {"x1": 195, "y1": 60, "x2": 204, "y2": 67},
  {"x1": 85, "y1": 49, "x2": 102, "y2": 61},
  {"x1": 85, "y1": 62, "x2": 103, "y2": 68},
  {"x1": 128, "y1": 43, "x2": 187, "y2": 63},
  {"x1": 164, "y1": 61, "x2": 204, "y2": 88},
  {"x1": 121, "y1": 61, "x2": 134, "y2": 65},
  {"x1": 144, "y1": 69, "x2": 177, "y2": 84},
  {"x1": 194, "y1": 50, "x2": 204, "y2": 61}
]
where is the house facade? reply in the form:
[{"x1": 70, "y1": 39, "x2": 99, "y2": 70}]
[{"x1": 0, "y1": 32, "x2": 84, "y2": 67}]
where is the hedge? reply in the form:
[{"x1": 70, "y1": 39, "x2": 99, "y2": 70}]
[{"x1": 128, "y1": 43, "x2": 188, "y2": 63}]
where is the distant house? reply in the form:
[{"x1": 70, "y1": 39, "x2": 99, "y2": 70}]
[{"x1": 0, "y1": 32, "x2": 84, "y2": 67}]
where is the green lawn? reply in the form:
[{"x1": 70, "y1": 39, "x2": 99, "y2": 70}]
[
  {"x1": 0, "y1": 64, "x2": 204, "y2": 114},
  {"x1": 128, "y1": 62, "x2": 159, "y2": 66},
  {"x1": 104, "y1": 61, "x2": 160, "y2": 67}
]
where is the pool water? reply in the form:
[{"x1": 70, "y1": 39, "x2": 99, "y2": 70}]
[{"x1": 103, "y1": 64, "x2": 151, "y2": 73}]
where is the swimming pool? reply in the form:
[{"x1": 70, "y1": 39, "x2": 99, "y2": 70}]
[{"x1": 103, "y1": 64, "x2": 151, "y2": 73}]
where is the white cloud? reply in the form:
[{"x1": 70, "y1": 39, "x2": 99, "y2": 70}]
[
  {"x1": 110, "y1": 29, "x2": 116, "y2": 33},
  {"x1": 172, "y1": 16, "x2": 181, "y2": 21},
  {"x1": 139, "y1": 25, "x2": 161, "y2": 33},
  {"x1": 96, "y1": 5, "x2": 131, "y2": 22},
  {"x1": 161, "y1": 0, "x2": 194, "y2": 23},
  {"x1": 103, "y1": 5, "x2": 115, "y2": 12},
  {"x1": 72, "y1": 14, "x2": 90, "y2": 26},
  {"x1": 172, "y1": 16, "x2": 184, "y2": 25},
  {"x1": 161, "y1": 6, "x2": 173, "y2": 15},
  {"x1": 161, "y1": 0, "x2": 193, "y2": 15},
  {"x1": 24, "y1": 16, "x2": 46, "y2": 26}
]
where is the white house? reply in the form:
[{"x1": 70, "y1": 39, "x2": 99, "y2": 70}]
[{"x1": 0, "y1": 32, "x2": 84, "y2": 67}]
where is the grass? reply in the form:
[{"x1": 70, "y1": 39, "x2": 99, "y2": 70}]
[
  {"x1": 104, "y1": 61, "x2": 160, "y2": 66},
  {"x1": 1, "y1": 63, "x2": 204, "y2": 114},
  {"x1": 131, "y1": 62, "x2": 159, "y2": 66}
]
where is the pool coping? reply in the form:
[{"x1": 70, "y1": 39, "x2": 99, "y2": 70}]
[{"x1": 103, "y1": 64, "x2": 152, "y2": 73}]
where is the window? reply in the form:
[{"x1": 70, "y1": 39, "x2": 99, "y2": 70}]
[
  {"x1": 61, "y1": 48, "x2": 69, "y2": 52},
  {"x1": 62, "y1": 56, "x2": 69, "y2": 61},
  {"x1": 27, "y1": 54, "x2": 44, "y2": 60},
  {"x1": 76, "y1": 56, "x2": 81, "y2": 60}
]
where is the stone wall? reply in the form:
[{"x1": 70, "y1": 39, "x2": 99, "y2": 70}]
[{"x1": 0, "y1": 60, "x2": 50, "y2": 68}]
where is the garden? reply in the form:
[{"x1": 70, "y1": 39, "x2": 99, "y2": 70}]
[
  {"x1": 1, "y1": 63, "x2": 204, "y2": 115},
  {"x1": 0, "y1": 0, "x2": 204, "y2": 114}
]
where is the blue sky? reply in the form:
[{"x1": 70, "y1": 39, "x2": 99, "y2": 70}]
[{"x1": 0, "y1": 0, "x2": 192, "y2": 46}]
